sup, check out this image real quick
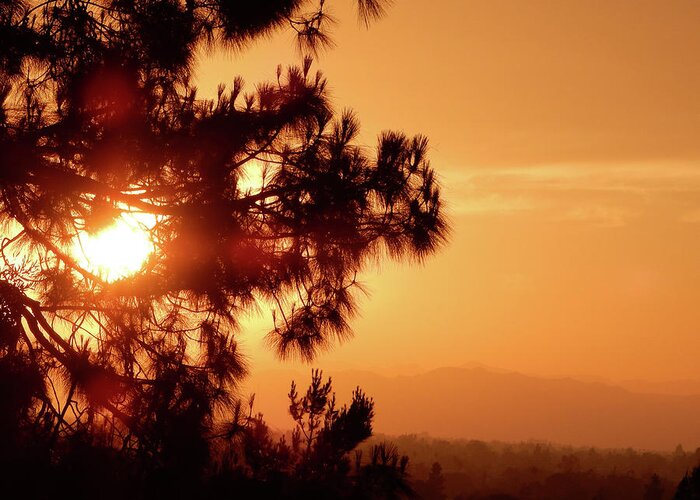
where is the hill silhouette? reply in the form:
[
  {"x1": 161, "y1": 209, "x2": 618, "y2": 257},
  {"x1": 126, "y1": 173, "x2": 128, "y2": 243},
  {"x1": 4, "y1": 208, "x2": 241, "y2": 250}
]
[{"x1": 246, "y1": 365, "x2": 700, "y2": 450}]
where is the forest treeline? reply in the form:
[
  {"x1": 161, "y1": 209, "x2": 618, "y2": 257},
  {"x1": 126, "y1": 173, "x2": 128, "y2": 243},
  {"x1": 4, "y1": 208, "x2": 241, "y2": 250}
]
[{"x1": 379, "y1": 434, "x2": 700, "y2": 499}]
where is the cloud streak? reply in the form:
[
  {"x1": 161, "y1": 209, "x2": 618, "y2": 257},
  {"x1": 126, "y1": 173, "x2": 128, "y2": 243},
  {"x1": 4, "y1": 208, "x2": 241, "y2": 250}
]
[{"x1": 442, "y1": 162, "x2": 700, "y2": 226}]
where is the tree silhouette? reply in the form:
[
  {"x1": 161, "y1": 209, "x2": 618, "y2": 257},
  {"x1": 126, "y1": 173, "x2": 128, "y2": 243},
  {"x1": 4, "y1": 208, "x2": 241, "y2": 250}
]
[
  {"x1": 413, "y1": 461, "x2": 447, "y2": 500},
  {"x1": 644, "y1": 473, "x2": 664, "y2": 500},
  {"x1": 0, "y1": 0, "x2": 446, "y2": 487},
  {"x1": 223, "y1": 370, "x2": 412, "y2": 498},
  {"x1": 675, "y1": 466, "x2": 700, "y2": 500}
]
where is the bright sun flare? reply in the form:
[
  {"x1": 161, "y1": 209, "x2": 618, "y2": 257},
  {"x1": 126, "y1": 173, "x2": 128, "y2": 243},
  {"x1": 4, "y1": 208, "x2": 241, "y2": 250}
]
[{"x1": 74, "y1": 214, "x2": 154, "y2": 282}]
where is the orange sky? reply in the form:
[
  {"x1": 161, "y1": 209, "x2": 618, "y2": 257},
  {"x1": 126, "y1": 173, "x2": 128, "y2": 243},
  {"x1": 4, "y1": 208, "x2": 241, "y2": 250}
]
[{"x1": 196, "y1": 0, "x2": 700, "y2": 383}]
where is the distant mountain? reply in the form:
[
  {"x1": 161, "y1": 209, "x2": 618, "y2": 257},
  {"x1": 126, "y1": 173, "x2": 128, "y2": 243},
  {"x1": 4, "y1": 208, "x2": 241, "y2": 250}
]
[
  {"x1": 244, "y1": 366, "x2": 700, "y2": 451},
  {"x1": 617, "y1": 378, "x2": 700, "y2": 397}
]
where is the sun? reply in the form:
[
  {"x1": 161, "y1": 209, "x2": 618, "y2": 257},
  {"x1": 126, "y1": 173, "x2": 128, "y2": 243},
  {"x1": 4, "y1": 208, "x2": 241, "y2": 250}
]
[{"x1": 73, "y1": 214, "x2": 154, "y2": 282}]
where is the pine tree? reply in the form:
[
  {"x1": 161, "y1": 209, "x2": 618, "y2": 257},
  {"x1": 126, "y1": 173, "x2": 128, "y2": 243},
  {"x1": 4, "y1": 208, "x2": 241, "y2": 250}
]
[{"x1": 0, "y1": 0, "x2": 447, "y2": 477}]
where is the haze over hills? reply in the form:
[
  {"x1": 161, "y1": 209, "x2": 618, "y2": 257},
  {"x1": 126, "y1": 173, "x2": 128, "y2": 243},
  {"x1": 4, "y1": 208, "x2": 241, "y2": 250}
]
[
  {"x1": 244, "y1": 365, "x2": 700, "y2": 452},
  {"x1": 616, "y1": 378, "x2": 700, "y2": 397}
]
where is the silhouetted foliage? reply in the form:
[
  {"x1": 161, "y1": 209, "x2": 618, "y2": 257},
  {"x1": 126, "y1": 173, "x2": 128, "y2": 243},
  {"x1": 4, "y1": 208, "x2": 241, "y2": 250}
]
[
  {"x1": 645, "y1": 473, "x2": 665, "y2": 500},
  {"x1": 0, "y1": 0, "x2": 446, "y2": 494},
  {"x1": 220, "y1": 370, "x2": 413, "y2": 499},
  {"x1": 413, "y1": 461, "x2": 447, "y2": 500},
  {"x1": 675, "y1": 466, "x2": 700, "y2": 500},
  {"x1": 0, "y1": 366, "x2": 411, "y2": 499}
]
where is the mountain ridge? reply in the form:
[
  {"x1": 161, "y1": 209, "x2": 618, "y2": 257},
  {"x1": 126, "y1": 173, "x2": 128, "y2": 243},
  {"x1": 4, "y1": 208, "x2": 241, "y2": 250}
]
[{"x1": 244, "y1": 364, "x2": 700, "y2": 451}]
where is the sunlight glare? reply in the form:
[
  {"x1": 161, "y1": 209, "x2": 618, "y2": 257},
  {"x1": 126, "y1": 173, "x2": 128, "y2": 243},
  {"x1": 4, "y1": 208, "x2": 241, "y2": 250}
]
[
  {"x1": 238, "y1": 160, "x2": 267, "y2": 194},
  {"x1": 74, "y1": 214, "x2": 154, "y2": 282}
]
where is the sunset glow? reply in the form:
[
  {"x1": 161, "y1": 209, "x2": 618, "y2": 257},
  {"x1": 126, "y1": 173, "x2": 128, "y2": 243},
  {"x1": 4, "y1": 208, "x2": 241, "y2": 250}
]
[
  {"x1": 74, "y1": 215, "x2": 154, "y2": 282},
  {"x1": 5, "y1": 1, "x2": 700, "y2": 495},
  {"x1": 203, "y1": 0, "x2": 700, "y2": 386}
]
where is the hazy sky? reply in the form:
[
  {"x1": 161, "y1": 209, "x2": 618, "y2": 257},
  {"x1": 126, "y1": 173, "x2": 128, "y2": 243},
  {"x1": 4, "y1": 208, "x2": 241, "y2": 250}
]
[{"x1": 196, "y1": 0, "x2": 700, "y2": 382}]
